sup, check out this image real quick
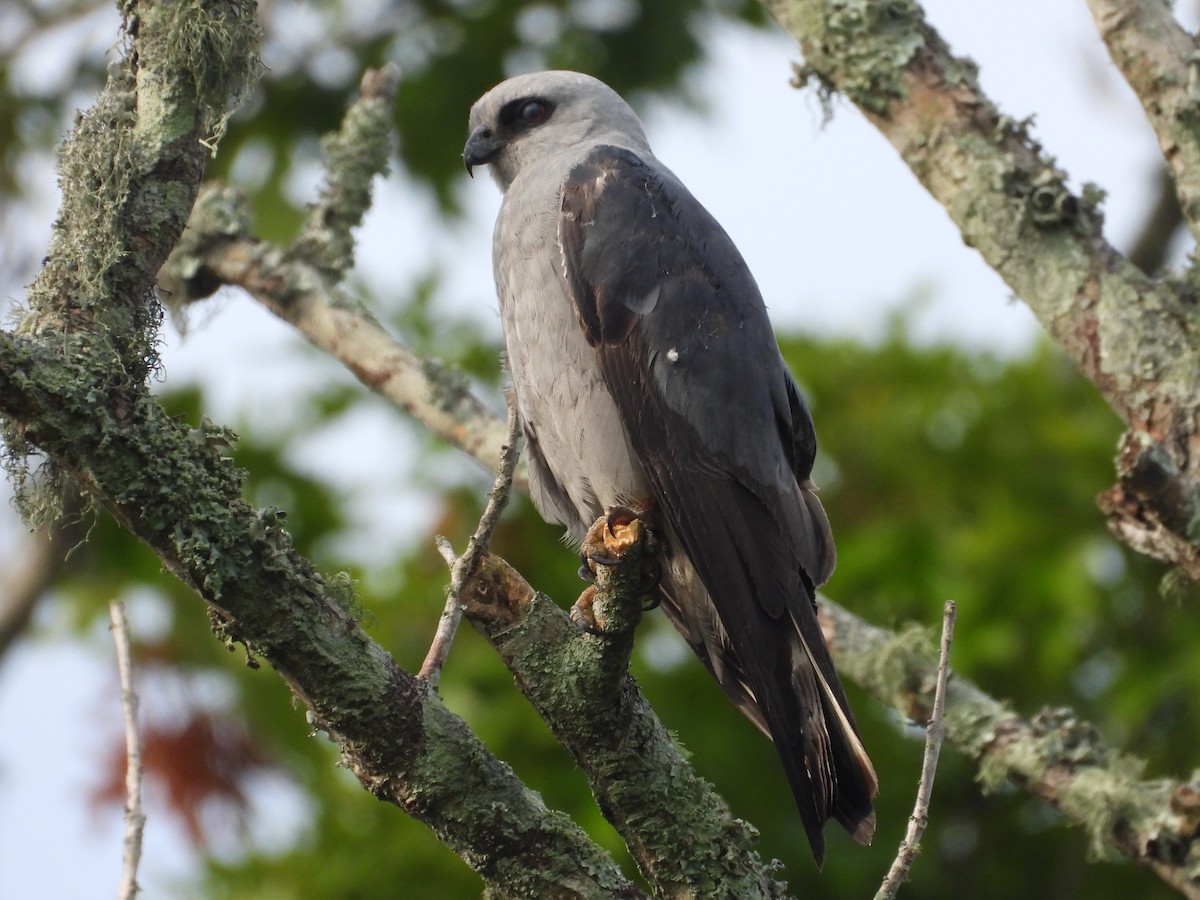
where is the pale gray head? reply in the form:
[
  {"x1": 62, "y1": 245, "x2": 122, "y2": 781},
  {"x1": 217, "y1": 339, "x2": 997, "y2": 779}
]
[{"x1": 464, "y1": 70, "x2": 652, "y2": 191}]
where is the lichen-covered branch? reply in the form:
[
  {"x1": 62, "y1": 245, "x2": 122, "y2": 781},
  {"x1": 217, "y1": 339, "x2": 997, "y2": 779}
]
[
  {"x1": 0, "y1": 330, "x2": 641, "y2": 900},
  {"x1": 1083, "y1": 0, "x2": 1200, "y2": 243},
  {"x1": 460, "y1": 533, "x2": 790, "y2": 899},
  {"x1": 821, "y1": 598, "x2": 1200, "y2": 898},
  {"x1": 763, "y1": 0, "x2": 1200, "y2": 581},
  {"x1": 0, "y1": 10, "x2": 635, "y2": 896},
  {"x1": 292, "y1": 64, "x2": 399, "y2": 274},
  {"x1": 161, "y1": 182, "x2": 511, "y2": 476}
]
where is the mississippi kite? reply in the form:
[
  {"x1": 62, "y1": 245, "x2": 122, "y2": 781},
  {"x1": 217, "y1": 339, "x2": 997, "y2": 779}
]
[{"x1": 464, "y1": 70, "x2": 877, "y2": 863}]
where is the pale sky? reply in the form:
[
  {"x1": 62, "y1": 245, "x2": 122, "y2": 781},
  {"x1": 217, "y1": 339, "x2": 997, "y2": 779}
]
[{"x1": 0, "y1": 3, "x2": 1178, "y2": 896}]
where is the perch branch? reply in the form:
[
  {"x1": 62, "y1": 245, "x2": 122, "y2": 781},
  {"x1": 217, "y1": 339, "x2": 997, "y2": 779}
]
[{"x1": 456, "y1": 533, "x2": 790, "y2": 899}]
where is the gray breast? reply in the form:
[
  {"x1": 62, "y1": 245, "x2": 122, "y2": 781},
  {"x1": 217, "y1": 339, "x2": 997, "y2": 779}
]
[{"x1": 493, "y1": 165, "x2": 649, "y2": 541}]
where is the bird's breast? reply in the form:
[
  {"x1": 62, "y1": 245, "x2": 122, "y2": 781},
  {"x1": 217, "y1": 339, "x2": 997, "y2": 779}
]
[{"x1": 494, "y1": 188, "x2": 649, "y2": 534}]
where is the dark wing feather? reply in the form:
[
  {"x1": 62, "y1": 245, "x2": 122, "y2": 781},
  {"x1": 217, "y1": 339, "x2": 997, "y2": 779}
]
[{"x1": 558, "y1": 146, "x2": 876, "y2": 862}]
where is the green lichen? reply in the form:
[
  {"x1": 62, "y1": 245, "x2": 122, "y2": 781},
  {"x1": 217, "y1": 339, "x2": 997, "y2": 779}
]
[
  {"x1": 858, "y1": 619, "x2": 937, "y2": 706},
  {"x1": 129, "y1": 0, "x2": 261, "y2": 148},
  {"x1": 1068, "y1": 758, "x2": 1151, "y2": 861},
  {"x1": 817, "y1": 0, "x2": 927, "y2": 114}
]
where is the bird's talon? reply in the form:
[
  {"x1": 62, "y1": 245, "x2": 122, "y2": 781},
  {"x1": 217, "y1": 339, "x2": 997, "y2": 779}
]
[
  {"x1": 570, "y1": 586, "x2": 606, "y2": 635},
  {"x1": 605, "y1": 504, "x2": 640, "y2": 535},
  {"x1": 640, "y1": 593, "x2": 662, "y2": 612},
  {"x1": 636, "y1": 558, "x2": 662, "y2": 597}
]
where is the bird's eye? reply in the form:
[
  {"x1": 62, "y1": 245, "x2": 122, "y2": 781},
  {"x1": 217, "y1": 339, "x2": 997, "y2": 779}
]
[{"x1": 519, "y1": 100, "x2": 549, "y2": 126}]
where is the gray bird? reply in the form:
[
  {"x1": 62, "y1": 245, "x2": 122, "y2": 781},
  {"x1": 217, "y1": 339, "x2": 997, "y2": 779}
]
[{"x1": 464, "y1": 70, "x2": 877, "y2": 864}]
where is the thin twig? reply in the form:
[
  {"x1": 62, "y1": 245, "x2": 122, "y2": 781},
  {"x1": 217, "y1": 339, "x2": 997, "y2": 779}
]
[
  {"x1": 420, "y1": 402, "x2": 521, "y2": 683},
  {"x1": 109, "y1": 600, "x2": 145, "y2": 900},
  {"x1": 875, "y1": 599, "x2": 957, "y2": 900}
]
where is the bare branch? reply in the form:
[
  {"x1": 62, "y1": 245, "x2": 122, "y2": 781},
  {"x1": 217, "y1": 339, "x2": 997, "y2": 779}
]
[
  {"x1": 421, "y1": 402, "x2": 521, "y2": 683},
  {"x1": 1128, "y1": 167, "x2": 1185, "y2": 276},
  {"x1": 109, "y1": 600, "x2": 145, "y2": 900},
  {"x1": 875, "y1": 599, "x2": 956, "y2": 900},
  {"x1": 0, "y1": 526, "x2": 64, "y2": 659}
]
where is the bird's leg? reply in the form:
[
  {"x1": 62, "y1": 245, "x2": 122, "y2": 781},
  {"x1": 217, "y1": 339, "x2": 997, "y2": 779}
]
[{"x1": 571, "y1": 505, "x2": 661, "y2": 631}]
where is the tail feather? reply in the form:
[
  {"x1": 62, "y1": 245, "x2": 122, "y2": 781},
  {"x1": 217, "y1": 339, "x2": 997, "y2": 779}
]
[{"x1": 657, "y1": 547, "x2": 877, "y2": 865}]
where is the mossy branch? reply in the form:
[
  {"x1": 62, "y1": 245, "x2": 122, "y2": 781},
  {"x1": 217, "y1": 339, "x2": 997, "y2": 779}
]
[
  {"x1": 763, "y1": 0, "x2": 1200, "y2": 583},
  {"x1": 0, "y1": 327, "x2": 643, "y2": 900},
  {"x1": 457, "y1": 528, "x2": 789, "y2": 899},
  {"x1": 0, "y1": 10, "x2": 635, "y2": 896},
  {"x1": 822, "y1": 599, "x2": 1200, "y2": 898}
]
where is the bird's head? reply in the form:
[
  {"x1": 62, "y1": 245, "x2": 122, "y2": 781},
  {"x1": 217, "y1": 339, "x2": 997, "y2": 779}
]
[{"x1": 464, "y1": 70, "x2": 650, "y2": 191}]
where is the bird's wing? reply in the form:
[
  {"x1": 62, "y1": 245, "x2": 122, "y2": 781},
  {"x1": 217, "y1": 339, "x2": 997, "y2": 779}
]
[{"x1": 557, "y1": 144, "x2": 875, "y2": 861}]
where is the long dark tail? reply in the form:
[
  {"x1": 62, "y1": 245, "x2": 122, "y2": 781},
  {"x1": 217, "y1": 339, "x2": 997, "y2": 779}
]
[{"x1": 657, "y1": 529, "x2": 877, "y2": 865}]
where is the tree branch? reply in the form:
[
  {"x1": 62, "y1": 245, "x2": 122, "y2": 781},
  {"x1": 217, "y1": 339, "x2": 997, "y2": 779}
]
[
  {"x1": 0, "y1": 330, "x2": 642, "y2": 900},
  {"x1": 0, "y1": 14, "x2": 635, "y2": 898},
  {"x1": 0, "y1": 521, "x2": 69, "y2": 660},
  {"x1": 420, "y1": 401, "x2": 521, "y2": 683},
  {"x1": 1083, "y1": 0, "x2": 1200, "y2": 243},
  {"x1": 820, "y1": 597, "x2": 1200, "y2": 898},
  {"x1": 1128, "y1": 166, "x2": 1186, "y2": 277},
  {"x1": 763, "y1": 0, "x2": 1200, "y2": 581},
  {"x1": 458, "y1": 531, "x2": 791, "y2": 899},
  {"x1": 109, "y1": 600, "x2": 145, "y2": 900},
  {"x1": 161, "y1": 182, "x2": 511, "y2": 478},
  {"x1": 293, "y1": 63, "x2": 399, "y2": 275},
  {"x1": 875, "y1": 599, "x2": 955, "y2": 900}
]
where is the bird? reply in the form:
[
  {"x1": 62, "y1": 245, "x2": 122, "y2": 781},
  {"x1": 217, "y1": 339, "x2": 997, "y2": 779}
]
[{"x1": 463, "y1": 70, "x2": 877, "y2": 864}]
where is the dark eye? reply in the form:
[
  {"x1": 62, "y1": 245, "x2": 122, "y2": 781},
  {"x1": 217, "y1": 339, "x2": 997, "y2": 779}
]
[{"x1": 519, "y1": 100, "x2": 549, "y2": 126}]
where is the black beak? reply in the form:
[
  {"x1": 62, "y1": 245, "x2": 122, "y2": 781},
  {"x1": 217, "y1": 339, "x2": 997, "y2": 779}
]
[{"x1": 463, "y1": 126, "x2": 504, "y2": 178}]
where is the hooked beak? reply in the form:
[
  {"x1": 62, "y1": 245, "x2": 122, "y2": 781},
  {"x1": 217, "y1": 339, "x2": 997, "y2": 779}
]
[{"x1": 463, "y1": 126, "x2": 504, "y2": 178}]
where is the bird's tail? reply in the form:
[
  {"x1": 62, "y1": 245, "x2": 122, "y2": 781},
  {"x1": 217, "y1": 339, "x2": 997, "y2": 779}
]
[{"x1": 788, "y1": 612, "x2": 878, "y2": 850}]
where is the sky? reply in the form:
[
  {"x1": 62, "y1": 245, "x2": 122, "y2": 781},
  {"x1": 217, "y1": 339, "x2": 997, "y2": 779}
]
[{"x1": 0, "y1": 2, "x2": 1180, "y2": 896}]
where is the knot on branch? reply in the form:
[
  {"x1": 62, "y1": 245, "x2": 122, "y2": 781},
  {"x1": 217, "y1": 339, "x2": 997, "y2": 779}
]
[
  {"x1": 459, "y1": 553, "x2": 535, "y2": 636},
  {"x1": 1099, "y1": 430, "x2": 1200, "y2": 581},
  {"x1": 161, "y1": 182, "x2": 253, "y2": 308},
  {"x1": 1017, "y1": 163, "x2": 1079, "y2": 228}
]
